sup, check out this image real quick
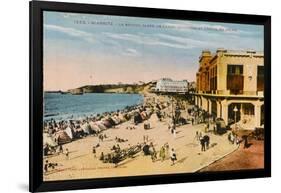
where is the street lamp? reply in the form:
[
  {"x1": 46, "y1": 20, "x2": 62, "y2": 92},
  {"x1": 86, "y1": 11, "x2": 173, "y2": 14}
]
[{"x1": 171, "y1": 97, "x2": 174, "y2": 119}]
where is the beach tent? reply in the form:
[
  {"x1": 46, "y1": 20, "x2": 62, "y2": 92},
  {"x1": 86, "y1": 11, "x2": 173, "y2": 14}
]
[
  {"x1": 81, "y1": 123, "x2": 91, "y2": 134},
  {"x1": 107, "y1": 117, "x2": 116, "y2": 126},
  {"x1": 140, "y1": 111, "x2": 148, "y2": 120},
  {"x1": 65, "y1": 127, "x2": 74, "y2": 139},
  {"x1": 74, "y1": 127, "x2": 85, "y2": 137},
  {"x1": 54, "y1": 130, "x2": 72, "y2": 145},
  {"x1": 43, "y1": 133, "x2": 58, "y2": 147},
  {"x1": 102, "y1": 119, "x2": 112, "y2": 128},
  {"x1": 142, "y1": 144, "x2": 150, "y2": 155},
  {"x1": 118, "y1": 114, "x2": 127, "y2": 122},
  {"x1": 123, "y1": 113, "x2": 132, "y2": 120},
  {"x1": 111, "y1": 116, "x2": 121, "y2": 125},
  {"x1": 145, "y1": 108, "x2": 153, "y2": 116},
  {"x1": 133, "y1": 112, "x2": 143, "y2": 124},
  {"x1": 96, "y1": 121, "x2": 107, "y2": 131},
  {"x1": 89, "y1": 121, "x2": 101, "y2": 133}
]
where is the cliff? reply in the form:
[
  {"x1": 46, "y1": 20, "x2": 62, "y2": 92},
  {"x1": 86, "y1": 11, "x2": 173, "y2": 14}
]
[{"x1": 68, "y1": 82, "x2": 155, "y2": 94}]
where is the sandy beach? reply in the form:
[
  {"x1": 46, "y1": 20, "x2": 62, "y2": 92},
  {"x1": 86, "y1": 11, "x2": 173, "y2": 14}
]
[{"x1": 43, "y1": 94, "x2": 240, "y2": 181}]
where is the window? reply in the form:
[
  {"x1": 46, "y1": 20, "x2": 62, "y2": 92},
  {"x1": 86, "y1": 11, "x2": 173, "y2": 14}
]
[
  {"x1": 257, "y1": 66, "x2": 264, "y2": 91},
  {"x1": 258, "y1": 66, "x2": 264, "y2": 76},
  {"x1": 227, "y1": 65, "x2": 243, "y2": 75},
  {"x1": 227, "y1": 64, "x2": 244, "y2": 94}
]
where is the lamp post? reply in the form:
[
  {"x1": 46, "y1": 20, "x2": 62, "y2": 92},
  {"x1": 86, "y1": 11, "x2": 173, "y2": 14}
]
[
  {"x1": 233, "y1": 105, "x2": 238, "y2": 124},
  {"x1": 171, "y1": 97, "x2": 174, "y2": 119}
]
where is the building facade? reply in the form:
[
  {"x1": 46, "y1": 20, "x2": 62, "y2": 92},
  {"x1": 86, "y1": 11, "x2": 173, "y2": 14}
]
[
  {"x1": 156, "y1": 78, "x2": 188, "y2": 93},
  {"x1": 194, "y1": 49, "x2": 264, "y2": 130}
]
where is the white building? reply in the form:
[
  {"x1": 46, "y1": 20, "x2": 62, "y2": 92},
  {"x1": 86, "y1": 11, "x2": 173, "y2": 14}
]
[{"x1": 156, "y1": 78, "x2": 188, "y2": 93}]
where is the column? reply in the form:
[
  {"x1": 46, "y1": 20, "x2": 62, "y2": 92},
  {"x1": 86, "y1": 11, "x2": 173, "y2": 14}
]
[
  {"x1": 202, "y1": 97, "x2": 208, "y2": 111},
  {"x1": 254, "y1": 103, "x2": 262, "y2": 127},
  {"x1": 240, "y1": 103, "x2": 244, "y2": 121},
  {"x1": 217, "y1": 101, "x2": 221, "y2": 118},
  {"x1": 208, "y1": 99, "x2": 212, "y2": 115},
  {"x1": 221, "y1": 99, "x2": 228, "y2": 125}
]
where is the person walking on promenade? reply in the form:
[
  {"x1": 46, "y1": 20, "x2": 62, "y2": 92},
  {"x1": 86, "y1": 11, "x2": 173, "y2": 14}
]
[
  {"x1": 204, "y1": 124, "x2": 208, "y2": 133},
  {"x1": 170, "y1": 148, "x2": 177, "y2": 166},
  {"x1": 44, "y1": 160, "x2": 49, "y2": 173},
  {"x1": 243, "y1": 135, "x2": 249, "y2": 148},
  {"x1": 204, "y1": 135, "x2": 210, "y2": 150},
  {"x1": 200, "y1": 137, "x2": 205, "y2": 152}
]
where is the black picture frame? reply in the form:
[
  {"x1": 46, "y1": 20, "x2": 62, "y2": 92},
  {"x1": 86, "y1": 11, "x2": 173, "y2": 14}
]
[{"x1": 30, "y1": 1, "x2": 271, "y2": 192}]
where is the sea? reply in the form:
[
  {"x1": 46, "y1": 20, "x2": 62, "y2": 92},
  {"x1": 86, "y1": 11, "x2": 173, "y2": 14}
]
[{"x1": 44, "y1": 93, "x2": 144, "y2": 121}]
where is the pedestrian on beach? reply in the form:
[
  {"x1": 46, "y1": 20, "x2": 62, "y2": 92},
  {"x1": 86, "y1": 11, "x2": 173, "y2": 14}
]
[
  {"x1": 58, "y1": 145, "x2": 63, "y2": 154},
  {"x1": 92, "y1": 146, "x2": 96, "y2": 158},
  {"x1": 159, "y1": 146, "x2": 166, "y2": 161},
  {"x1": 116, "y1": 144, "x2": 121, "y2": 152},
  {"x1": 99, "y1": 152, "x2": 104, "y2": 161},
  {"x1": 170, "y1": 148, "x2": 177, "y2": 165},
  {"x1": 151, "y1": 146, "x2": 157, "y2": 162},
  {"x1": 65, "y1": 148, "x2": 69, "y2": 160},
  {"x1": 165, "y1": 143, "x2": 170, "y2": 159},
  {"x1": 173, "y1": 128, "x2": 177, "y2": 138},
  {"x1": 195, "y1": 131, "x2": 199, "y2": 141},
  {"x1": 191, "y1": 117, "x2": 194, "y2": 125},
  {"x1": 99, "y1": 134, "x2": 104, "y2": 142}
]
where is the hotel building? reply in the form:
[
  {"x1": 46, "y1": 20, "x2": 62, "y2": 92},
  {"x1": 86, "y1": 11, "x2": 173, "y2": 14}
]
[
  {"x1": 194, "y1": 49, "x2": 264, "y2": 130},
  {"x1": 156, "y1": 78, "x2": 188, "y2": 94}
]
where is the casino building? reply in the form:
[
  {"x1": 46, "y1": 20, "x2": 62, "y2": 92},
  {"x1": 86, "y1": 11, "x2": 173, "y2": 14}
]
[{"x1": 194, "y1": 49, "x2": 264, "y2": 130}]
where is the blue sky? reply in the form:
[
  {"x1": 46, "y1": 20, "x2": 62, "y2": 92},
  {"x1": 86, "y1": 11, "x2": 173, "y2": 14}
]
[{"x1": 43, "y1": 11, "x2": 263, "y2": 91}]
